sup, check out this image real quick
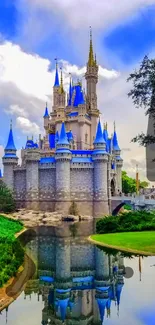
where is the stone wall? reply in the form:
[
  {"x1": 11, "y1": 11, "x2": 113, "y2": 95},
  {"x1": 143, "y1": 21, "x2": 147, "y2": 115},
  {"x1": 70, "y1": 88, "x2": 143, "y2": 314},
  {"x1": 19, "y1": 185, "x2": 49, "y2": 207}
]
[
  {"x1": 14, "y1": 169, "x2": 26, "y2": 201},
  {"x1": 39, "y1": 168, "x2": 56, "y2": 201},
  {"x1": 71, "y1": 240, "x2": 95, "y2": 269}
]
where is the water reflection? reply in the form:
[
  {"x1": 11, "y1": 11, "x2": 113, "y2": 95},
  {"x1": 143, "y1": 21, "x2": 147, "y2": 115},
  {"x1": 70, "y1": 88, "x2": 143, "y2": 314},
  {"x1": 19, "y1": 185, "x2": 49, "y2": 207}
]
[
  {"x1": 25, "y1": 236, "x2": 125, "y2": 324},
  {"x1": 1, "y1": 234, "x2": 155, "y2": 325}
]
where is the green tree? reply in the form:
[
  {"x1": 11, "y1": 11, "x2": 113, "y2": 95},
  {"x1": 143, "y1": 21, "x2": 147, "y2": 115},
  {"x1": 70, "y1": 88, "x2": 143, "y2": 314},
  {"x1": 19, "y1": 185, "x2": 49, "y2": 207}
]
[
  {"x1": 127, "y1": 55, "x2": 155, "y2": 146},
  {"x1": 122, "y1": 171, "x2": 148, "y2": 194},
  {"x1": 0, "y1": 180, "x2": 16, "y2": 213}
]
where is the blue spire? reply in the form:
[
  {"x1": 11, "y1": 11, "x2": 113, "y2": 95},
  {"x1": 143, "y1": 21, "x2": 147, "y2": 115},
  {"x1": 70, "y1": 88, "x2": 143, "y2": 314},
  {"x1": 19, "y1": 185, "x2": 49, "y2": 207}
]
[
  {"x1": 113, "y1": 122, "x2": 120, "y2": 151},
  {"x1": 43, "y1": 102, "x2": 49, "y2": 118},
  {"x1": 54, "y1": 59, "x2": 59, "y2": 87},
  {"x1": 5, "y1": 121, "x2": 16, "y2": 151},
  {"x1": 67, "y1": 130, "x2": 73, "y2": 142},
  {"x1": 68, "y1": 75, "x2": 72, "y2": 106},
  {"x1": 96, "y1": 298, "x2": 108, "y2": 322},
  {"x1": 116, "y1": 283, "x2": 123, "y2": 306},
  {"x1": 0, "y1": 169, "x2": 2, "y2": 178},
  {"x1": 94, "y1": 119, "x2": 105, "y2": 144},
  {"x1": 57, "y1": 122, "x2": 69, "y2": 145},
  {"x1": 55, "y1": 130, "x2": 59, "y2": 142},
  {"x1": 79, "y1": 89, "x2": 85, "y2": 105}
]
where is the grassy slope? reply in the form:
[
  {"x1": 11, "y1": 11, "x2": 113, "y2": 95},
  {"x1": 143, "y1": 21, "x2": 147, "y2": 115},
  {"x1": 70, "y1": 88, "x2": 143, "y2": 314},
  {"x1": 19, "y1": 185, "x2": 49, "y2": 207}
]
[
  {"x1": 91, "y1": 231, "x2": 155, "y2": 254},
  {"x1": 0, "y1": 215, "x2": 24, "y2": 287}
]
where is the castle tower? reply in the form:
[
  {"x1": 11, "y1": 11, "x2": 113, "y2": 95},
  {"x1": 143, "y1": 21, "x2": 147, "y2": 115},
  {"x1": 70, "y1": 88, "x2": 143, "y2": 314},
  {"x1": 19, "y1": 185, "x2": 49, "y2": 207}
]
[
  {"x1": 25, "y1": 148, "x2": 40, "y2": 210},
  {"x1": 3, "y1": 121, "x2": 18, "y2": 190},
  {"x1": 53, "y1": 58, "x2": 60, "y2": 111},
  {"x1": 112, "y1": 122, "x2": 123, "y2": 193},
  {"x1": 85, "y1": 27, "x2": 99, "y2": 146},
  {"x1": 92, "y1": 119, "x2": 109, "y2": 217},
  {"x1": 55, "y1": 122, "x2": 72, "y2": 213},
  {"x1": 56, "y1": 69, "x2": 66, "y2": 123},
  {"x1": 55, "y1": 238, "x2": 71, "y2": 280}
]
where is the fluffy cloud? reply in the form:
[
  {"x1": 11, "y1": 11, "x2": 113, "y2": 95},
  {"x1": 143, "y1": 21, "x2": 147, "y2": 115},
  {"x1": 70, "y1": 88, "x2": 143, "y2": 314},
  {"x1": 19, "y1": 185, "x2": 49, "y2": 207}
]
[
  {"x1": 25, "y1": 0, "x2": 155, "y2": 30},
  {"x1": 16, "y1": 117, "x2": 40, "y2": 136}
]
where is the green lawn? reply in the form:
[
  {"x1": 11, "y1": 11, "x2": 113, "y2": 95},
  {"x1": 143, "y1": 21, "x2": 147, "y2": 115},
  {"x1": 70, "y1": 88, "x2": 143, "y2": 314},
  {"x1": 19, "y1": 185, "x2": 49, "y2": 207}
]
[{"x1": 90, "y1": 231, "x2": 155, "y2": 255}]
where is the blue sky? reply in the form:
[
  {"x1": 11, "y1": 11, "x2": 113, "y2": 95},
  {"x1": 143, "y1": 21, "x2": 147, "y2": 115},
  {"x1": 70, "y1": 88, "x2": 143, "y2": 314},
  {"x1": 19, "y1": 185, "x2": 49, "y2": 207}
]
[{"x1": 0, "y1": 0, "x2": 155, "y2": 179}]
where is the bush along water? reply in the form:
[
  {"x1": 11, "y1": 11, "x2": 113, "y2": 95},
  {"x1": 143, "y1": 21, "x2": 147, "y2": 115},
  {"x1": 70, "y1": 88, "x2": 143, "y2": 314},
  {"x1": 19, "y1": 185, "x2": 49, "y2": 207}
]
[
  {"x1": 96, "y1": 210, "x2": 155, "y2": 234},
  {"x1": 0, "y1": 215, "x2": 24, "y2": 287},
  {"x1": 0, "y1": 180, "x2": 16, "y2": 213}
]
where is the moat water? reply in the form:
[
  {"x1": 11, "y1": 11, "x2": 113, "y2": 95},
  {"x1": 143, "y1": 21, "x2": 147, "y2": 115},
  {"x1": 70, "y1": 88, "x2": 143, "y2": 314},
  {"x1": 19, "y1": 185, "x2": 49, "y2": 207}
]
[{"x1": 0, "y1": 230, "x2": 155, "y2": 325}]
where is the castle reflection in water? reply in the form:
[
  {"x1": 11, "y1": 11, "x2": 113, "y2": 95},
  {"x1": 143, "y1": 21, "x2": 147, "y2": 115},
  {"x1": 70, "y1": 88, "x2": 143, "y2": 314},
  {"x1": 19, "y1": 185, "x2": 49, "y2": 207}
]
[{"x1": 24, "y1": 234, "x2": 125, "y2": 325}]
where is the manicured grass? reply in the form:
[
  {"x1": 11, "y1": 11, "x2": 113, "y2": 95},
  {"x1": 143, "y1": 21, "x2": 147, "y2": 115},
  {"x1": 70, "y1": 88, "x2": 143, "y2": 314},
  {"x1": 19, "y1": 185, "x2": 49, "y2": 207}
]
[
  {"x1": 0, "y1": 215, "x2": 24, "y2": 287},
  {"x1": 90, "y1": 231, "x2": 155, "y2": 255}
]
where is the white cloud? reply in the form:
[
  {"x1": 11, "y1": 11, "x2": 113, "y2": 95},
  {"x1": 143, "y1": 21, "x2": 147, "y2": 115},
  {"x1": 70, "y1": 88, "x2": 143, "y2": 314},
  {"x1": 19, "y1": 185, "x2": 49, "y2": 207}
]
[
  {"x1": 5, "y1": 104, "x2": 29, "y2": 118},
  {"x1": 16, "y1": 117, "x2": 40, "y2": 135},
  {"x1": 25, "y1": 0, "x2": 155, "y2": 30}
]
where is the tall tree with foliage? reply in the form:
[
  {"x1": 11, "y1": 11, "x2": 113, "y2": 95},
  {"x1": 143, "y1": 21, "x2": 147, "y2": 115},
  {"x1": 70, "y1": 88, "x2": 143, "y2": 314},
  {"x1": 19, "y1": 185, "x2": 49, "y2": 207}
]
[
  {"x1": 0, "y1": 180, "x2": 16, "y2": 213},
  {"x1": 122, "y1": 171, "x2": 149, "y2": 194},
  {"x1": 127, "y1": 55, "x2": 155, "y2": 146}
]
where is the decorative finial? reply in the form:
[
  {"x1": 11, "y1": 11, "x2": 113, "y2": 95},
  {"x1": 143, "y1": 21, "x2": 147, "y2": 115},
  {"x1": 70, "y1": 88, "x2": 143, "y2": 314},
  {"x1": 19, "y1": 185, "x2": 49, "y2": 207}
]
[
  {"x1": 55, "y1": 57, "x2": 58, "y2": 67},
  {"x1": 27, "y1": 136, "x2": 28, "y2": 141},
  {"x1": 32, "y1": 135, "x2": 34, "y2": 141},
  {"x1": 10, "y1": 119, "x2": 12, "y2": 130},
  {"x1": 114, "y1": 121, "x2": 116, "y2": 131},
  {"x1": 106, "y1": 122, "x2": 108, "y2": 130},
  {"x1": 88, "y1": 26, "x2": 95, "y2": 66}
]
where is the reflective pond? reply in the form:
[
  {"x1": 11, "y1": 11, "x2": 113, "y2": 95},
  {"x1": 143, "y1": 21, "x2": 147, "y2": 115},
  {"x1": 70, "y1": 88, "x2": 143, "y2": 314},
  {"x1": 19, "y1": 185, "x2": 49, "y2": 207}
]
[{"x1": 1, "y1": 232, "x2": 155, "y2": 325}]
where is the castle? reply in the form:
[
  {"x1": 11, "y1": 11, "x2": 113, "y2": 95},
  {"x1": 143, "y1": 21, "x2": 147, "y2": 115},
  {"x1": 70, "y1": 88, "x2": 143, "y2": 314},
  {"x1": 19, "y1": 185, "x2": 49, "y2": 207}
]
[{"x1": 2, "y1": 30, "x2": 123, "y2": 217}]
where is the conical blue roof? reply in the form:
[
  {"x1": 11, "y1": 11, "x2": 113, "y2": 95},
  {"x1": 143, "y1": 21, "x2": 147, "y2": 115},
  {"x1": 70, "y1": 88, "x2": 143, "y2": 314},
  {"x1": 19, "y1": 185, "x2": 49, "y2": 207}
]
[
  {"x1": 59, "y1": 298, "x2": 69, "y2": 322},
  {"x1": 94, "y1": 120, "x2": 105, "y2": 144},
  {"x1": 113, "y1": 130, "x2": 120, "y2": 151},
  {"x1": 43, "y1": 104, "x2": 49, "y2": 118},
  {"x1": 0, "y1": 169, "x2": 2, "y2": 178},
  {"x1": 57, "y1": 122, "x2": 69, "y2": 145},
  {"x1": 67, "y1": 130, "x2": 73, "y2": 142},
  {"x1": 96, "y1": 298, "x2": 108, "y2": 322},
  {"x1": 116, "y1": 283, "x2": 123, "y2": 305},
  {"x1": 68, "y1": 78, "x2": 72, "y2": 106},
  {"x1": 55, "y1": 130, "x2": 59, "y2": 142},
  {"x1": 5, "y1": 124, "x2": 16, "y2": 151},
  {"x1": 54, "y1": 60, "x2": 59, "y2": 87},
  {"x1": 79, "y1": 90, "x2": 85, "y2": 105}
]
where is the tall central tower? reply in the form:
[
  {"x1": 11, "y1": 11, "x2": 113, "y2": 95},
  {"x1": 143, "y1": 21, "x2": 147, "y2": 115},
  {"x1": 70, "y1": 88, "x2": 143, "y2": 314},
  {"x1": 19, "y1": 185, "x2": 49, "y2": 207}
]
[{"x1": 85, "y1": 27, "x2": 99, "y2": 146}]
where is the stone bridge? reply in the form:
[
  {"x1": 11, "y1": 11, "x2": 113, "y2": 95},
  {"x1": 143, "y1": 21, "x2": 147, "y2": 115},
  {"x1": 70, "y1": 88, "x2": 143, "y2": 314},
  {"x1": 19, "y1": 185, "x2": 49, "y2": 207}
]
[{"x1": 111, "y1": 195, "x2": 155, "y2": 213}]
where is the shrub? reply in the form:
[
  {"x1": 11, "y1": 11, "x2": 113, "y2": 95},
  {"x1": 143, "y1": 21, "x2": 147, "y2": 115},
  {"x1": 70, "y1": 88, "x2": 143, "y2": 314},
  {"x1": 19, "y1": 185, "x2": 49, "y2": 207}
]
[
  {"x1": 96, "y1": 210, "x2": 155, "y2": 234},
  {"x1": 68, "y1": 201, "x2": 79, "y2": 216},
  {"x1": 0, "y1": 180, "x2": 16, "y2": 213}
]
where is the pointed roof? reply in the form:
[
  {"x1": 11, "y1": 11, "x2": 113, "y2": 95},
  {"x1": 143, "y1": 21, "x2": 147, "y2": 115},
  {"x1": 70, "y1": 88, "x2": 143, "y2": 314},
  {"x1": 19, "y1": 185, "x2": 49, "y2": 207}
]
[
  {"x1": 55, "y1": 130, "x2": 59, "y2": 142},
  {"x1": 88, "y1": 26, "x2": 95, "y2": 67},
  {"x1": 54, "y1": 58, "x2": 59, "y2": 87},
  {"x1": 43, "y1": 102, "x2": 49, "y2": 118},
  {"x1": 0, "y1": 169, "x2": 2, "y2": 178},
  {"x1": 113, "y1": 122, "x2": 120, "y2": 151},
  {"x1": 94, "y1": 119, "x2": 105, "y2": 144},
  {"x1": 79, "y1": 89, "x2": 85, "y2": 105},
  {"x1": 59, "y1": 68, "x2": 64, "y2": 94},
  {"x1": 57, "y1": 122, "x2": 69, "y2": 145},
  {"x1": 59, "y1": 298, "x2": 69, "y2": 322},
  {"x1": 96, "y1": 298, "x2": 108, "y2": 323},
  {"x1": 5, "y1": 121, "x2": 16, "y2": 151},
  {"x1": 116, "y1": 283, "x2": 123, "y2": 306},
  {"x1": 68, "y1": 75, "x2": 72, "y2": 106}
]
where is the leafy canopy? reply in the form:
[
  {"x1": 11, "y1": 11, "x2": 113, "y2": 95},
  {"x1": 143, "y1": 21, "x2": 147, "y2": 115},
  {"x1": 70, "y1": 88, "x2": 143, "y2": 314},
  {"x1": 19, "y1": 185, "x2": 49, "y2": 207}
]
[
  {"x1": 122, "y1": 170, "x2": 149, "y2": 194},
  {"x1": 127, "y1": 55, "x2": 155, "y2": 146}
]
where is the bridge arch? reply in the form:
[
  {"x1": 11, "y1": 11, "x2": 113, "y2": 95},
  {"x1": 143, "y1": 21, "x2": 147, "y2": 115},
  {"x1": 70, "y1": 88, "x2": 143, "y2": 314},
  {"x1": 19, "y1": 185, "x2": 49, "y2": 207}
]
[{"x1": 112, "y1": 201, "x2": 133, "y2": 216}]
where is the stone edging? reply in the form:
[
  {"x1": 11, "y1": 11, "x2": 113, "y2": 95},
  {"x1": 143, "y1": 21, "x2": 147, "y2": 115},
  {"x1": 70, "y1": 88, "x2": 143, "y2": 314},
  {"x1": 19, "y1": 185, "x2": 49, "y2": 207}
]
[{"x1": 87, "y1": 235, "x2": 155, "y2": 256}]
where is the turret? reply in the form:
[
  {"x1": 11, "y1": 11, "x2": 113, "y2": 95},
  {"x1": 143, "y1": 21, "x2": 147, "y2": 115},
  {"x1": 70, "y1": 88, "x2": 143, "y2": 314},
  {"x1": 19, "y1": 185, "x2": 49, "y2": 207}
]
[
  {"x1": 55, "y1": 122, "x2": 72, "y2": 213},
  {"x1": 43, "y1": 102, "x2": 49, "y2": 134},
  {"x1": 3, "y1": 121, "x2": 18, "y2": 190},
  {"x1": 53, "y1": 58, "x2": 60, "y2": 112},
  {"x1": 57, "y1": 69, "x2": 66, "y2": 120},
  {"x1": 95, "y1": 246, "x2": 110, "y2": 282},
  {"x1": 92, "y1": 119, "x2": 109, "y2": 217},
  {"x1": 112, "y1": 122, "x2": 123, "y2": 193},
  {"x1": 85, "y1": 27, "x2": 99, "y2": 146}
]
